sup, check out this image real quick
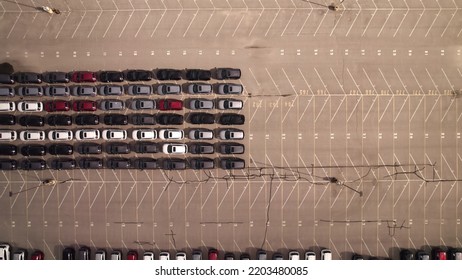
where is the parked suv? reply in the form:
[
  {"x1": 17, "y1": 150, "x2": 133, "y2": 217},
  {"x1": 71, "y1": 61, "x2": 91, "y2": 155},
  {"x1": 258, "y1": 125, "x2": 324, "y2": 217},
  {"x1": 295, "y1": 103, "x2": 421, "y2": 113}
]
[
  {"x1": 189, "y1": 158, "x2": 214, "y2": 169},
  {"x1": 189, "y1": 143, "x2": 214, "y2": 154},
  {"x1": 217, "y1": 99, "x2": 243, "y2": 110},
  {"x1": 217, "y1": 83, "x2": 243, "y2": 94},
  {"x1": 219, "y1": 143, "x2": 245, "y2": 154},
  {"x1": 79, "y1": 158, "x2": 103, "y2": 169},
  {"x1": 186, "y1": 69, "x2": 211, "y2": 80},
  {"x1": 220, "y1": 158, "x2": 245, "y2": 169},
  {"x1": 104, "y1": 114, "x2": 128, "y2": 125},
  {"x1": 44, "y1": 85, "x2": 70, "y2": 97},
  {"x1": 21, "y1": 144, "x2": 46, "y2": 156},
  {"x1": 99, "y1": 71, "x2": 124, "y2": 82},
  {"x1": 130, "y1": 99, "x2": 155, "y2": 110},
  {"x1": 216, "y1": 68, "x2": 241, "y2": 79},
  {"x1": 99, "y1": 85, "x2": 123, "y2": 96},
  {"x1": 131, "y1": 114, "x2": 156, "y2": 125},
  {"x1": 126, "y1": 70, "x2": 153, "y2": 81},
  {"x1": 77, "y1": 143, "x2": 102, "y2": 154},
  {"x1": 219, "y1": 128, "x2": 244, "y2": 140},
  {"x1": 133, "y1": 158, "x2": 158, "y2": 170},
  {"x1": 156, "y1": 69, "x2": 182, "y2": 80},
  {"x1": 100, "y1": 99, "x2": 125, "y2": 110},
  {"x1": 43, "y1": 71, "x2": 70, "y2": 83},
  {"x1": 188, "y1": 129, "x2": 213, "y2": 140},
  {"x1": 219, "y1": 113, "x2": 245, "y2": 125},
  {"x1": 15, "y1": 72, "x2": 42, "y2": 83},
  {"x1": 128, "y1": 84, "x2": 152, "y2": 95},
  {"x1": 190, "y1": 98, "x2": 213, "y2": 110},
  {"x1": 107, "y1": 142, "x2": 131, "y2": 154},
  {"x1": 134, "y1": 142, "x2": 158, "y2": 153},
  {"x1": 51, "y1": 158, "x2": 76, "y2": 170},
  {"x1": 107, "y1": 158, "x2": 131, "y2": 169},
  {"x1": 19, "y1": 116, "x2": 44, "y2": 127},
  {"x1": 157, "y1": 114, "x2": 183, "y2": 125},
  {"x1": 189, "y1": 113, "x2": 214, "y2": 124},
  {"x1": 18, "y1": 86, "x2": 43, "y2": 96},
  {"x1": 72, "y1": 85, "x2": 97, "y2": 96},
  {"x1": 162, "y1": 158, "x2": 187, "y2": 170}
]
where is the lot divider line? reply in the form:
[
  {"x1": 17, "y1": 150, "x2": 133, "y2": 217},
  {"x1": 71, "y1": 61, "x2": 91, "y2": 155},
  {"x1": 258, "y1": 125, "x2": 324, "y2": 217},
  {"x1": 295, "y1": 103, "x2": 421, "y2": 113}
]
[{"x1": 424, "y1": 0, "x2": 441, "y2": 38}]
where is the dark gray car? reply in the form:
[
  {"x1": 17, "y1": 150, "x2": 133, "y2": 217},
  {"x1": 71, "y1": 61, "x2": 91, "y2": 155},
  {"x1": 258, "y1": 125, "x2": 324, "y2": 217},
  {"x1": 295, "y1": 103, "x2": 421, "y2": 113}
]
[
  {"x1": 131, "y1": 114, "x2": 156, "y2": 125},
  {"x1": 43, "y1": 72, "x2": 70, "y2": 83},
  {"x1": 99, "y1": 85, "x2": 123, "y2": 96},
  {"x1": 0, "y1": 159, "x2": 17, "y2": 170},
  {"x1": 189, "y1": 143, "x2": 214, "y2": 154},
  {"x1": 219, "y1": 143, "x2": 245, "y2": 154},
  {"x1": 51, "y1": 158, "x2": 76, "y2": 170},
  {"x1": 162, "y1": 159, "x2": 187, "y2": 170},
  {"x1": 133, "y1": 158, "x2": 158, "y2": 170},
  {"x1": 134, "y1": 142, "x2": 158, "y2": 153},
  {"x1": 216, "y1": 68, "x2": 241, "y2": 80},
  {"x1": 107, "y1": 143, "x2": 130, "y2": 154},
  {"x1": 18, "y1": 86, "x2": 43, "y2": 96},
  {"x1": 77, "y1": 143, "x2": 102, "y2": 155},
  {"x1": 189, "y1": 98, "x2": 214, "y2": 110},
  {"x1": 100, "y1": 99, "x2": 125, "y2": 110},
  {"x1": 0, "y1": 87, "x2": 14, "y2": 97},
  {"x1": 220, "y1": 158, "x2": 245, "y2": 169},
  {"x1": 72, "y1": 85, "x2": 97, "y2": 96},
  {"x1": 44, "y1": 85, "x2": 70, "y2": 96},
  {"x1": 107, "y1": 158, "x2": 131, "y2": 169},
  {"x1": 128, "y1": 84, "x2": 152, "y2": 95},
  {"x1": 21, "y1": 159, "x2": 46, "y2": 170},
  {"x1": 79, "y1": 158, "x2": 103, "y2": 169},
  {"x1": 0, "y1": 74, "x2": 14, "y2": 84},
  {"x1": 15, "y1": 72, "x2": 42, "y2": 83},
  {"x1": 189, "y1": 158, "x2": 214, "y2": 169},
  {"x1": 130, "y1": 99, "x2": 155, "y2": 110}
]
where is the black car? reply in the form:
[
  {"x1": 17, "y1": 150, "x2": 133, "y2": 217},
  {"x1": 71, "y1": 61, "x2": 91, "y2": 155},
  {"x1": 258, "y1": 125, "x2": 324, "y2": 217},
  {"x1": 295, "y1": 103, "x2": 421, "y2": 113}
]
[
  {"x1": 107, "y1": 158, "x2": 131, "y2": 169},
  {"x1": 162, "y1": 158, "x2": 187, "y2": 170},
  {"x1": 156, "y1": 69, "x2": 182, "y2": 80},
  {"x1": 48, "y1": 115, "x2": 72, "y2": 126},
  {"x1": 131, "y1": 114, "x2": 156, "y2": 125},
  {"x1": 79, "y1": 157, "x2": 103, "y2": 169},
  {"x1": 126, "y1": 70, "x2": 153, "y2": 81},
  {"x1": 132, "y1": 158, "x2": 158, "y2": 170},
  {"x1": 216, "y1": 68, "x2": 241, "y2": 80},
  {"x1": 107, "y1": 143, "x2": 130, "y2": 154},
  {"x1": 43, "y1": 71, "x2": 70, "y2": 83},
  {"x1": 219, "y1": 143, "x2": 245, "y2": 154},
  {"x1": 447, "y1": 248, "x2": 462, "y2": 260},
  {"x1": 185, "y1": 69, "x2": 211, "y2": 81},
  {"x1": 48, "y1": 144, "x2": 73, "y2": 155},
  {"x1": 220, "y1": 158, "x2": 245, "y2": 169},
  {"x1": 415, "y1": 250, "x2": 430, "y2": 260},
  {"x1": 104, "y1": 114, "x2": 128, "y2": 125},
  {"x1": 0, "y1": 159, "x2": 17, "y2": 170},
  {"x1": 99, "y1": 71, "x2": 124, "y2": 82},
  {"x1": 15, "y1": 72, "x2": 42, "y2": 83},
  {"x1": 21, "y1": 159, "x2": 47, "y2": 170},
  {"x1": 219, "y1": 113, "x2": 245, "y2": 125},
  {"x1": 75, "y1": 114, "x2": 99, "y2": 125},
  {"x1": 51, "y1": 158, "x2": 76, "y2": 170},
  {"x1": 400, "y1": 249, "x2": 414, "y2": 260},
  {"x1": 189, "y1": 143, "x2": 214, "y2": 154},
  {"x1": 19, "y1": 115, "x2": 45, "y2": 127},
  {"x1": 79, "y1": 246, "x2": 91, "y2": 260},
  {"x1": 189, "y1": 113, "x2": 214, "y2": 124},
  {"x1": 0, "y1": 114, "x2": 15, "y2": 125},
  {"x1": 134, "y1": 142, "x2": 158, "y2": 153},
  {"x1": 77, "y1": 143, "x2": 102, "y2": 155},
  {"x1": 0, "y1": 73, "x2": 14, "y2": 84},
  {"x1": 21, "y1": 145, "x2": 46, "y2": 156},
  {"x1": 189, "y1": 158, "x2": 214, "y2": 169},
  {"x1": 62, "y1": 247, "x2": 75, "y2": 260},
  {"x1": 0, "y1": 144, "x2": 17, "y2": 155},
  {"x1": 157, "y1": 114, "x2": 183, "y2": 125}
]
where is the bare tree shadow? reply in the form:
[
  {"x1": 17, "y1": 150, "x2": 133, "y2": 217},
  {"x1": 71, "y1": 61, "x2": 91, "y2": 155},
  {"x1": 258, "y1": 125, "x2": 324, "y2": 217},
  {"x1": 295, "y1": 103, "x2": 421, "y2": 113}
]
[{"x1": 300, "y1": 0, "x2": 329, "y2": 8}]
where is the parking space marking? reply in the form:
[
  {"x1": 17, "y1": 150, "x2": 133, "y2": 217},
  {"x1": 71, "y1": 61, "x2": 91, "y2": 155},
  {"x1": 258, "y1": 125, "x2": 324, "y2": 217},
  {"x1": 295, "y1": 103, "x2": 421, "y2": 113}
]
[
  {"x1": 362, "y1": 68, "x2": 378, "y2": 94},
  {"x1": 331, "y1": 96, "x2": 345, "y2": 123},
  {"x1": 150, "y1": 10, "x2": 166, "y2": 37},
  {"x1": 425, "y1": 1, "x2": 441, "y2": 38},
  {"x1": 330, "y1": 68, "x2": 345, "y2": 94},
  {"x1": 183, "y1": 11, "x2": 198, "y2": 37},
  {"x1": 313, "y1": 9, "x2": 328, "y2": 37},
  {"x1": 118, "y1": 10, "x2": 135, "y2": 37},
  {"x1": 329, "y1": 10, "x2": 345, "y2": 37},
  {"x1": 248, "y1": 11, "x2": 263, "y2": 36},
  {"x1": 409, "y1": 8, "x2": 424, "y2": 37},
  {"x1": 166, "y1": 10, "x2": 182, "y2": 37},
  {"x1": 394, "y1": 96, "x2": 408, "y2": 123},
  {"x1": 231, "y1": 12, "x2": 245, "y2": 37},
  {"x1": 264, "y1": 9, "x2": 280, "y2": 37},
  {"x1": 347, "y1": 97, "x2": 361, "y2": 123},
  {"x1": 105, "y1": 184, "x2": 119, "y2": 209}
]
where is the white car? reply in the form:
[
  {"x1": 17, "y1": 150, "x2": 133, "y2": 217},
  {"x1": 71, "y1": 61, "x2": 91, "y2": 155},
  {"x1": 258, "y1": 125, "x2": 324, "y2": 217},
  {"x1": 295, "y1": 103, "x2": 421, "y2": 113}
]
[
  {"x1": 48, "y1": 130, "x2": 73, "y2": 141},
  {"x1": 0, "y1": 130, "x2": 17, "y2": 141},
  {"x1": 143, "y1": 252, "x2": 155, "y2": 260},
  {"x1": 289, "y1": 251, "x2": 300, "y2": 260},
  {"x1": 217, "y1": 99, "x2": 243, "y2": 110},
  {"x1": 102, "y1": 129, "x2": 127, "y2": 140},
  {"x1": 110, "y1": 251, "x2": 122, "y2": 260},
  {"x1": 176, "y1": 252, "x2": 187, "y2": 260},
  {"x1": 0, "y1": 101, "x2": 15, "y2": 112},
  {"x1": 321, "y1": 249, "x2": 332, "y2": 260},
  {"x1": 0, "y1": 243, "x2": 10, "y2": 260},
  {"x1": 219, "y1": 128, "x2": 244, "y2": 140},
  {"x1": 132, "y1": 129, "x2": 157, "y2": 140},
  {"x1": 18, "y1": 101, "x2": 43, "y2": 112},
  {"x1": 20, "y1": 130, "x2": 45, "y2": 141},
  {"x1": 75, "y1": 129, "x2": 100, "y2": 141},
  {"x1": 159, "y1": 252, "x2": 170, "y2": 260},
  {"x1": 162, "y1": 143, "x2": 188, "y2": 154},
  {"x1": 305, "y1": 251, "x2": 316, "y2": 260},
  {"x1": 159, "y1": 129, "x2": 184, "y2": 140}
]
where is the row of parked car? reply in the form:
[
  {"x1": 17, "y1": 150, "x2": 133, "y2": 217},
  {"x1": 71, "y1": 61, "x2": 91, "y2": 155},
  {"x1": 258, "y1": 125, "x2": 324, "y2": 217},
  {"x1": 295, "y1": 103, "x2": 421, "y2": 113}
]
[
  {"x1": 0, "y1": 156, "x2": 246, "y2": 170},
  {"x1": 0, "y1": 98, "x2": 242, "y2": 113},
  {"x1": 0, "y1": 68, "x2": 241, "y2": 85},
  {"x1": 0, "y1": 83, "x2": 243, "y2": 97},
  {"x1": 400, "y1": 248, "x2": 462, "y2": 260}
]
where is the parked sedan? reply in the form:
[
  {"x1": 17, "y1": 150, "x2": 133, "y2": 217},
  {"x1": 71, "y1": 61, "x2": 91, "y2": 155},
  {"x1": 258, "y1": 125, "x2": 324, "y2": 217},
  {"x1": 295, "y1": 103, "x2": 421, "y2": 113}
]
[
  {"x1": 21, "y1": 145, "x2": 46, "y2": 156},
  {"x1": 132, "y1": 158, "x2": 158, "y2": 170},
  {"x1": 44, "y1": 100, "x2": 70, "y2": 112},
  {"x1": 48, "y1": 130, "x2": 73, "y2": 141},
  {"x1": 17, "y1": 101, "x2": 43, "y2": 112},
  {"x1": 189, "y1": 98, "x2": 213, "y2": 110},
  {"x1": 220, "y1": 158, "x2": 245, "y2": 169},
  {"x1": 130, "y1": 99, "x2": 155, "y2": 110},
  {"x1": 19, "y1": 116, "x2": 44, "y2": 127},
  {"x1": 44, "y1": 85, "x2": 70, "y2": 97},
  {"x1": 47, "y1": 115, "x2": 72, "y2": 126},
  {"x1": 219, "y1": 143, "x2": 245, "y2": 154},
  {"x1": 75, "y1": 114, "x2": 99, "y2": 125},
  {"x1": 187, "y1": 83, "x2": 213, "y2": 94},
  {"x1": 102, "y1": 129, "x2": 127, "y2": 140},
  {"x1": 157, "y1": 84, "x2": 181, "y2": 95},
  {"x1": 99, "y1": 99, "x2": 125, "y2": 111},
  {"x1": 217, "y1": 83, "x2": 243, "y2": 94},
  {"x1": 185, "y1": 69, "x2": 211, "y2": 81},
  {"x1": 0, "y1": 130, "x2": 17, "y2": 141},
  {"x1": 51, "y1": 158, "x2": 76, "y2": 170},
  {"x1": 157, "y1": 99, "x2": 183, "y2": 110},
  {"x1": 217, "y1": 98, "x2": 243, "y2": 110},
  {"x1": 127, "y1": 84, "x2": 153, "y2": 95},
  {"x1": 72, "y1": 100, "x2": 97, "y2": 111},
  {"x1": 107, "y1": 143, "x2": 131, "y2": 154},
  {"x1": 162, "y1": 159, "x2": 187, "y2": 170},
  {"x1": 132, "y1": 114, "x2": 156, "y2": 125},
  {"x1": 219, "y1": 128, "x2": 244, "y2": 140},
  {"x1": 188, "y1": 129, "x2": 213, "y2": 140},
  {"x1": 98, "y1": 85, "x2": 123, "y2": 96},
  {"x1": 219, "y1": 113, "x2": 245, "y2": 125},
  {"x1": 15, "y1": 72, "x2": 42, "y2": 83},
  {"x1": 162, "y1": 143, "x2": 188, "y2": 154},
  {"x1": 216, "y1": 68, "x2": 241, "y2": 79},
  {"x1": 0, "y1": 159, "x2": 17, "y2": 170},
  {"x1": 72, "y1": 85, "x2": 97, "y2": 97},
  {"x1": 79, "y1": 158, "x2": 103, "y2": 169},
  {"x1": 48, "y1": 144, "x2": 73, "y2": 155},
  {"x1": 156, "y1": 69, "x2": 182, "y2": 80},
  {"x1": 19, "y1": 130, "x2": 45, "y2": 141},
  {"x1": 126, "y1": 70, "x2": 153, "y2": 81},
  {"x1": 71, "y1": 71, "x2": 96, "y2": 82},
  {"x1": 107, "y1": 158, "x2": 131, "y2": 169},
  {"x1": 189, "y1": 143, "x2": 214, "y2": 154},
  {"x1": 0, "y1": 114, "x2": 15, "y2": 125},
  {"x1": 157, "y1": 114, "x2": 183, "y2": 125},
  {"x1": 99, "y1": 71, "x2": 124, "y2": 82},
  {"x1": 75, "y1": 129, "x2": 100, "y2": 141},
  {"x1": 18, "y1": 86, "x2": 43, "y2": 97},
  {"x1": 103, "y1": 114, "x2": 128, "y2": 125},
  {"x1": 0, "y1": 144, "x2": 17, "y2": 156},
  {"x1": 77, "y1": 143, "x2": 102, "y2": 154},
  {"x1": 21, "y1": 159, "x2": 46, "y2": 170},
  {"x1": 43, "y1": 71, "x2": 70, "y2": 83},
  {"x1": 189, "y1": 113, "x2": 214, "y2": 124},
  {"x1": 132, "y1": 129, "x2": 157, "y2": 141},
  {"x1": 189, "y1": 158, "x2": 214, "y2": 169},
  {"x1": 134, "y1": 142, "x2": 158, "y2": 154},
  {"x1": 159, "y1": 129, "x2": 184, "y2": 140}
]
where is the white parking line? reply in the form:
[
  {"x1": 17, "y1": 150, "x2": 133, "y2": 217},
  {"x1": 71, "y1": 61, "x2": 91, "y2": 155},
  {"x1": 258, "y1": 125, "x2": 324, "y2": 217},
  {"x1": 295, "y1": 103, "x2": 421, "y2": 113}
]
[
  {"x1": 264, "y1": 10, "x2": 280, "y2": 37},
  {"x1": 248, "y1": 11, "x2": 263, "y2": 36},
  {"x1": 280, "y1": 9, "x2": 295, "y2": 36},
  {"x1": 394, "y1": 95, "x2": 408, "y2": 123},
  {"x1": 74, "y1": 185, "x2": 88, "y2": 209},
  {"x1": 346, "y1": 97, "x2": 361, "y2": 123},
  {"x1": 297, "y1": 8, "x2": 313, "y2": 37},
  {"x1": 378, "y1": 68, "x2": 394, "y2": 93},
  {"x1": 89, "y1": 183, "x2": 104, "y2": 209},
  {"x1": 393, "y1": 1, "x2": 409, "y2": 37},
  {"x1": 362, "y1": 68, "x2": 377, "y2": 94},
  {"x1": 409, "y1": 7, "x2": 424, "y2": 37},
  {"x1": 87, "y1": 11, "x2": 103, "y2": 38},
  {"x1": 232, "y1": 13, "x2": 245, "y2": 37},
  {"x1": 119, "y1": 10, "x2": 134, "y2": 38},
  {"x1": 135, "y1": 11, "x2": 150, "y2": 37},
  {"x1": 313, "y1": 9, "x2": 328, "y2": 37},
  {"x1": 102, "y1": 11, "x2": 117, "y2": 38},
  {"x1": 136, "y1": 184, "x2": 151, "y2": 209},
  {"x1": 377, "y1": 9, "x2": 393, "y2": 37},
  {"x1": 150, "y1": 10, "x2": 166, "y2": 37},
  {"x1": 378, "y1": 96, "x2": 392, "y2": 123},
  {"x1": 441, "y1": 1, "x2": 457, "y2": 37},
  {"x1": 425, "y1": 7, "x2": 441, "y2": 37},
  {"x1": 105, "y1": 185, "x2": 119, "y2": 209},
  {"x1": 329, "y1": 10, "x2": 345, "y2": 37},
  {"x1": 167, "y1": 11, "x2": 183, "y2": 37},
  {"x1": 314, "y1": 96, "x2": 329, "y2": 123},
  {"x1": 214, "y1": 11, "x2": 229, "y2": 37},
  {"x1": 330, "y1": 68, "x2": 345, "y2": 94}
]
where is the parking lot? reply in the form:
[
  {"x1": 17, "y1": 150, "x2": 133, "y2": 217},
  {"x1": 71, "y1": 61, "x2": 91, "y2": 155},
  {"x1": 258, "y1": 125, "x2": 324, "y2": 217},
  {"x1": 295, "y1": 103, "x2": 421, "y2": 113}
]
[{"x1": 0, "y1": 0, "x2": 462, "y2": 260}]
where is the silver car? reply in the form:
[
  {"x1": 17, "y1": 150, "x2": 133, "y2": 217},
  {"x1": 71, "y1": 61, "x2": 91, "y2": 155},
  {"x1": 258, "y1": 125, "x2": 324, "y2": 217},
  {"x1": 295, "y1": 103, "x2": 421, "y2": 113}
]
[
  {"x1": 130, "y1": 99, "x2": 155, "y2": 110},
  {"x1": 217, "y1": 98, "x2": 243, "y2": 110},
  {"x1": 157, "y1": 83, "x2": 181, "y2": 95},
  {"x1": 128, "y1": 84, "x2": 153, "y2": 95},
  {"x1": 187, "y1": 83, "x2": 212, "y2": 94},
  {"x1": 189, "y1": 98, "x2": 214, "y2": 110},
  {"x1": 72, "y1": 85, "x2": 97, "y2": 96},
  {"x1": 44, "y1": 85, "x2": 70, "y2": 97},
  {"x1": 99, "y1": 85, "x2": 123, "y2": 96},
  {"x1": 219, "y1": 128, "x2": 244, "y2": 140},
  {"x1": 217, "y1": 83, "x2": 243, "y2": 94}
]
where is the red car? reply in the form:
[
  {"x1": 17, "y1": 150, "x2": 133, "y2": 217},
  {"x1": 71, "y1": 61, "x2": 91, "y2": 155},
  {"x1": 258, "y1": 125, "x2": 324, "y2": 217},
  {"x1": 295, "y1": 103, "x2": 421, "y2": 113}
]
[
  {"x1": 208, "y1": 248, "x2": 218, "y2": 260},
  {"x1": 45, "y1": 100, "x2": 70, "y2": 112},
  {"x1": 157, "y1": 99, "x2": 183, "y2": 110},
  {"x1": 31, "y1": 250, "x2": 44, "y2": 260},
  {"x1": 432, "y1": 248, "x2": 447, "y2": 260},
  {"x1": 127, "y1": 250, "x2": 138, "y2": 260},
  {"x1": 71, "y1": 71, "x2": 97, "y2": 83},
  {"x1": 73, "y1": 100, "x2": 97, "y2": 111}
]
